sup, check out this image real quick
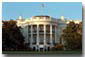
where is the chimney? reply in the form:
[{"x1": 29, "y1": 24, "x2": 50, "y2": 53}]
[
  {"x1": 18, "y1": 16, "x2": 23, "y2": 20},
  {"x1": 61, "y1": 16, "x2": 64, "y2": 21}
]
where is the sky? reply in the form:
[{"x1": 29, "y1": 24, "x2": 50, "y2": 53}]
[{"x1": 2, "y1": 2, "x2": 82, "y2": 20}]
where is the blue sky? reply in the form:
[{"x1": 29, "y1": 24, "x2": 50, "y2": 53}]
[{"x1": 2, "y1": 2, "x2": 82, "y2": 20}]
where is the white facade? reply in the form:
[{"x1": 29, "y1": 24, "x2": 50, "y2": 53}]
[{"x1": 16, "y1": 15, "x2": 81, "y2": 51}]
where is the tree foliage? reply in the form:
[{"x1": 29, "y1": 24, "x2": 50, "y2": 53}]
[
  {"x1": 60, "y1": 21, "x2": 82, "y2": 50},
  {"x1": 2, "y1": 20, "x2": 28, "y2": 51}
]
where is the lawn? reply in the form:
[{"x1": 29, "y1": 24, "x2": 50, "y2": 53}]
[{"x1": 2, "y1": 50, "x2": 82, "y2": 54}]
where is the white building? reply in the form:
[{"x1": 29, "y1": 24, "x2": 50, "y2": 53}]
[{"x1": 16, "y1": 15, "x2": 81, "y2": 51}]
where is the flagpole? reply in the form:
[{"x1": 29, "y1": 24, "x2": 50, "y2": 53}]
[{"x1": 41, "y1": 4, "x2": 44, "y2": 15}]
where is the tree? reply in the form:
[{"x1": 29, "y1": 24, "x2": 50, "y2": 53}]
[
  {"x1": 2, "y1": 20, "x2": 28, "y2": 51},
  {"x1": 55, "y1": 44, "x2": 64, "y2": 50},
  {"x1": 60, "y1": 21, "x2": 82, "y2": 50}
]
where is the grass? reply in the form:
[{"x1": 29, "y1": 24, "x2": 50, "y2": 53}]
[{"x1": 2, "y1": 50, "x2": 82, "y2": 54}]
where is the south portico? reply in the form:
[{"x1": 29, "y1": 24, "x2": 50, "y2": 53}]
[{"x1": 17, "y1": 15, "x2": 62, "y2": 51}]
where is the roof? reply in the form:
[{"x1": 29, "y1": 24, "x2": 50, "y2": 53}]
[{"x1": 33, "y1": 15, "x2": 50, "y2": 18}]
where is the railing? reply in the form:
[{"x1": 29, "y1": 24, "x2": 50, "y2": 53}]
[
  {"x1": 46, "y1": 30, "x2": 50, "y2": 34},
  {"x1": 28, "y1": 29, "x2": 56, "y2": 34},
  {"x1": 47, "y1": 42, "x2": 50, "y2": 44},
  {"x1": 39, "y1": 30, "x2": 44, "y2": 34},
  {"x1": 39, "y1": 42, "x2": 44, "y2": 44},
  {"x1": 32, "y1": 42, "x2": 36, "y2": 44}
]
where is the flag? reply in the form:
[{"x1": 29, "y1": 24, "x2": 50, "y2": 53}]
[{"x1": 41, "y1": 4, "x2": 45, "y2": 8}]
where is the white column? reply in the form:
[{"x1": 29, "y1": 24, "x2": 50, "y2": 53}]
[
  {"x1": 44, "y1": 25, "x2": 46, "y2": 45},
  {"x1": 30, "y1": 25, "x2": 33, "y2": 47},
  {"x1": 37, "y1": 24, "x2": 39, "y2": 45},
  {"x1": 50, "y1": 24, "x2": 53, "y2": 46},
  {"x1": 25, "y1": 26, "x2": 28, "y2": 43},
  {"x1": 55, "y1": 26, "x2": 57, "y2": 43}
]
